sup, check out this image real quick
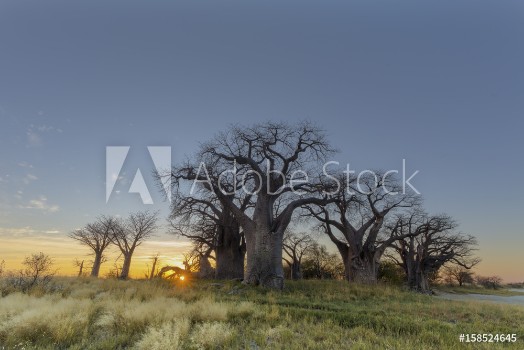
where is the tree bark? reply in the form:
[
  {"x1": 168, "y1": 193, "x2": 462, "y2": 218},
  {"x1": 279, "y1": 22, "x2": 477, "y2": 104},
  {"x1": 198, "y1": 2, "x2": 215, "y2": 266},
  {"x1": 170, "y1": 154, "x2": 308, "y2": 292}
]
[
  {"x1": 198, "y1": 255, "x2": 214, "y2": 278},
  {"x1": 406, "y1": 238, "x2": 416, "y2": 289},
  {"x1": 243, "y1": 230, "x2": 257, "y2": 282},
  {"x1": 348, "y1": 252, "x2": 379, "y2": 284},
  {"x1": 215, "y1": 225, "x2": 246, "y2": 279},
  {"x1": 333, "y1": 245, "x2": 351, "y2": 281},
  {"x1": 149, "y1": 257, "x2": 158, "y2": 280},
  {"x1": 77, "y1": 260, "x2": 84, "y2": 277},
  {"x1": 119, "y1": 252, "x2": 132, "y2": 279},
  {"x1": 415, "y1": 269, "x2": 430, "y2": 292},
  {"x1": 245, "y1": 227, "x2": 284, "y2": 289},
  {"x1": 91, "y1": 253, "x2": 102, "y2": 277},
  {"x1": 290, "y1": 261, "x2": 302, "y2": 280}
]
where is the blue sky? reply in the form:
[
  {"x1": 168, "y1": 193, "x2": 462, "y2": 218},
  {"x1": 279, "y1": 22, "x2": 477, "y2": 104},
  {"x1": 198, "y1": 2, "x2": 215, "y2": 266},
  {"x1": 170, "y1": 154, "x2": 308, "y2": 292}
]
[{"x1": 0, "y1": 0, "x2": 523, "y2": 279}]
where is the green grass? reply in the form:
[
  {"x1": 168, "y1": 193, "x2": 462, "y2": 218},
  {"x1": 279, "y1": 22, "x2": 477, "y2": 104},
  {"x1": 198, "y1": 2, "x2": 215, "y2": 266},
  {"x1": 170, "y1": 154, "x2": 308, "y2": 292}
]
[
  {"x1": 0, "y1": 277, "x2": 523, "y2": 349},
  {"x1": 435, "y1": 285, "x2": 524, "y2": 296}
]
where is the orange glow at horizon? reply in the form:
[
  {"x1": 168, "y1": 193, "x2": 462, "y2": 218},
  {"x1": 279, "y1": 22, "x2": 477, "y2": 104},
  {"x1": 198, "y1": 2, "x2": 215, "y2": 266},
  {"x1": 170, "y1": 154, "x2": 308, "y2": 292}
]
[
  {"x1": 0, "y1": 233, "x2": 192, "y2": 278},
  {"x1": 1, "y1": 230, "x2": 523, "y2": 283}
]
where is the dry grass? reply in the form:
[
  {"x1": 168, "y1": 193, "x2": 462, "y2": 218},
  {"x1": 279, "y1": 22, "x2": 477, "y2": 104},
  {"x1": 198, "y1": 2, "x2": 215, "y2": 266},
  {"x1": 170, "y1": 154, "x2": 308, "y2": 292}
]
[{"x1": 0, "y1": 277, "x2": 523, "y2": 349}]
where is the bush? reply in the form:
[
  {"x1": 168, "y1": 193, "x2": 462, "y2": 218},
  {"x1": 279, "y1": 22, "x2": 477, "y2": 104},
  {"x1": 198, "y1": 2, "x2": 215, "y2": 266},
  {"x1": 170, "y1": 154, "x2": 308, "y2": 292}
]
[
  {"x1": 378, "y1": 261, "x2": 405, "y2": 285},
  {"x1": 0, "y1": 252, "x2": 56, "y2": 295},
  {"x1": 476, "y1": 275, "x2": 503, "y2": 289}
]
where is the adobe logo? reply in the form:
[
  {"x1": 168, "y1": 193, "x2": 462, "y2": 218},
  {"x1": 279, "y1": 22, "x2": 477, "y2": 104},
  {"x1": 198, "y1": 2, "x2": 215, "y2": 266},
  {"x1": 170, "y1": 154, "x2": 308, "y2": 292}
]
[{"x1": 106, "y1": 146, "x2": 171, "y2": 204}]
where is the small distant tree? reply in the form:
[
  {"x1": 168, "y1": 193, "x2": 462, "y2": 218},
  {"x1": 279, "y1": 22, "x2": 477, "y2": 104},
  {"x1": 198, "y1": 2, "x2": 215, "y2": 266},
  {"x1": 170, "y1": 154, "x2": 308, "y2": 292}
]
[
  {"x1": 18, "y1": 252, "x2": 56, "y2": 290},
  {"x1": 282, "y1": 231, "x2": 315, "y2": 280},
  {"x1": 146, "y1": 253, "x2": 160, "y2": 280},
  {"x1": 476, "y1": 275, "x2": 503, "y2": 289},
  {"x1": 73, "y1": 258, "x2": 85, "y2": 277},
  {"x1": 0, "y1": 259, "x2": 5, "y2": 276},
  {"x1": 444, "y1": 265, "x2": 475, "y2": 286},
  {"x1": 106, "y1": 260, "x2": 122, "y2": 279},
  {"x1": 111, "y1": 211, "x2": 159, "y2": 279},
  {"x1": 69, "y1": 216, "x2": 118, "y2": 277},
  {"x1": 302, "y1": 243, "x2": 344, "y2": 279}
]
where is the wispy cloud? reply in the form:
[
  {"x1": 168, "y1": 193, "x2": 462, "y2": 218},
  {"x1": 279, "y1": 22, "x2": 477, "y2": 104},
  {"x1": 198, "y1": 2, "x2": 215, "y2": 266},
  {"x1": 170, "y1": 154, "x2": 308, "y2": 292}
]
[
  {"x1": 36, "y1": 125, "x2": 63, "y2": 133},
  {"x1": 19, "y1": 195, "x2": 60, "y2": 213},
  {"x1": 26, "y1": 129, "x2": 42, "y2": 147},
  {"x1": 22, "y1": 173, "x2": 38, "y2": 184},
  {"x1": 0, "y1": 226, "x2": 37, "y2": 237},
  {"x1": 0, "y1": 226, "x2": 62, "y2": 237},
  {"x1": 26, "y1": 124, "x2": 63, "y2": 148},
  {"x1": 44, "y1": 230, "x2": 61, "y2": 234},
  {"x1": 18, "y1": 162, "x2": 34, "y2": 169}
]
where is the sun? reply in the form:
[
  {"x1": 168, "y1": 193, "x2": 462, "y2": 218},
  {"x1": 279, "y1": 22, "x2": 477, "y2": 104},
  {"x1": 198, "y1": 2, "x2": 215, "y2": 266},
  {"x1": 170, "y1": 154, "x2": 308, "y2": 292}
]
[{"x1": 179, "y1": 275, "x2": 185, "y2": 281}]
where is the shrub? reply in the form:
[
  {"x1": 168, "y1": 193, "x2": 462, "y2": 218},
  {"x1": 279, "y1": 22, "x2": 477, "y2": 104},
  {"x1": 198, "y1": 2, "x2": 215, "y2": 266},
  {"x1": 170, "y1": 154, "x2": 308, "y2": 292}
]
[
  {"x1": 190, "y1": 322, "x2": 235, "y2": 349},
  {"x1": 476, "y1": 275, "x2": 503, "y2": 289},
  {"x1": 134, "y1": 319, "x2": 190, "y2": 350},
  {"x1": 0, "y1": 253, "x2": 57, "y2": 295},
  {"x1": 378, "y1": 261, "x2": 405, "y2": 285}
]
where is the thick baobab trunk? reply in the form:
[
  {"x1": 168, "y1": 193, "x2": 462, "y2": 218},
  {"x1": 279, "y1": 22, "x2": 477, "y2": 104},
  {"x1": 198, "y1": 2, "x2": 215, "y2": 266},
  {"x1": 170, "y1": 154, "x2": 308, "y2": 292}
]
[
  {"x1": 405, "y1": 238, "x2": 416, "y2": 289},
  {"x1": 290, "y1": 261, "x2": 302, "y2": 280},
  {"x1": 415, "y1": 271, "x2": 430, "y2": 293},
  {"x1": 414, "y1": 259, "x2": 431, "y2": 292},
  {"x1": 119, "y1": 253, "x2": 133, "y2": 279},
  {"x1": 243, "y1": 230, "x2": 257, "y2": 282},
  {"x1": 413, "y1": 245, "x2": 432, "y2": 293},
  {"x1": 244, "y1": 228, "x2": 285, "y2": 289},
  {"x1": 348, "y1": 252, "x2": 379, "y2": 284},
  {"x1": 91, "y1": 253, "x2": 103, "y2": 277},
  {"x1": 334, "y1": 246, "x2": 350, "y2": 281},
  {"x1": 198, "y1": 255, "x2": 215, "y2": 278},
  {"x1": 215, "y1": 226, "x2": 246, "y2": 279},
  {"x1": 342, "y1": 257, "x2": 351, "y2": 281}
]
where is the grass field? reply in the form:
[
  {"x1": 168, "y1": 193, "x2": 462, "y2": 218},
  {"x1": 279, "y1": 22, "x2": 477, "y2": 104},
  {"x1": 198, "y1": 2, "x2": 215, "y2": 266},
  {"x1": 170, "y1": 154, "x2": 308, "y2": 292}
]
[
  {"x1": 435, "y1": 285, "x2": 524, "y2": 297},
  {"x1": 0, "y1": 277, "x2": 523, "y2": 349}
]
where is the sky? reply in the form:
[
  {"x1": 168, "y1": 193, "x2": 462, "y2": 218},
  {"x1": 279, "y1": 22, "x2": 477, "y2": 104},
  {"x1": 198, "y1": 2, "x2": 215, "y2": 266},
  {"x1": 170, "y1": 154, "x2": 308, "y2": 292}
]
[{"x1": 0, "y1": 0, "x2": 523, "y2": 280}]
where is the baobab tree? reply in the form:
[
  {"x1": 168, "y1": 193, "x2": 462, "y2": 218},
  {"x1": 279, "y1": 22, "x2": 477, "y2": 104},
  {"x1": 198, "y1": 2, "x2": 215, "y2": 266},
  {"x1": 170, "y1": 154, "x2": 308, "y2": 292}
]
[
  {"x1": 111, "y1": 211, "x2": 159, "y2": 279},
  {"x1": 388, "y1": 213, "x2": 480, "y2": 292},
  {"x1": 181, "y1": 246, "x2": 215, "y2": 277},
  {"x1": 307, "y1": 173, "x2": 419, "y2": 283},
  {"x1": 282, "y1": 231, "x2": 315, "y2": 280},
  {"x1": 69, "y1": 216, "x2": 117, "y2": 277},
  {"x1": 169, "y1": 121, "x2": 336, "y2": 289},
  {"x1": 443, "y1": 265, "x2": 475, "y2": 286},
  {"x1": 168, "y1": 192, "x2": 249, "y2": 279}
]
